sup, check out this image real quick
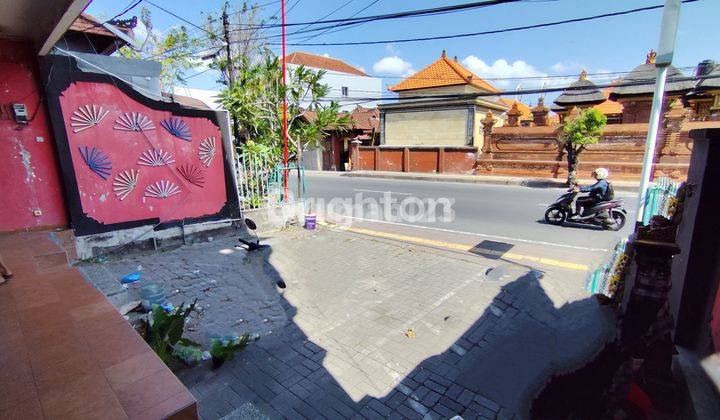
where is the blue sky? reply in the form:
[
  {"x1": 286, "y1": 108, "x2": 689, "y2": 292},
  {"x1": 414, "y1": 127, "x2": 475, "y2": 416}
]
[{"x1": 87, "y1": 0, "x2": 719, "y2": 104}]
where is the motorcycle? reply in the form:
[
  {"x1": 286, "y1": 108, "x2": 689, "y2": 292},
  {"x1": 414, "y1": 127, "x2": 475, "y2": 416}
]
[{"x1": 544, "y1": 190, "x2": 627, "y2": 231}]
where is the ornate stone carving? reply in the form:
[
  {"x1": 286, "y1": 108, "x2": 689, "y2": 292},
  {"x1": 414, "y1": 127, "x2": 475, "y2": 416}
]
[
  {"x1": 661, "y1": 99, "x2": 691, "y2": 156},
  {"x1": 531, "y1": 97, "x2": 549, "y2": 126},
  {"x1": 506, "y1": 103, "x2": 522, "y2": 127}
]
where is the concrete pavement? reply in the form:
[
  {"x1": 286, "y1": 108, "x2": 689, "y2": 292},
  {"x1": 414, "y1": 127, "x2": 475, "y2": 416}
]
[{"x1": 80, "y1": 226, "x2": 616, "y2": 419}]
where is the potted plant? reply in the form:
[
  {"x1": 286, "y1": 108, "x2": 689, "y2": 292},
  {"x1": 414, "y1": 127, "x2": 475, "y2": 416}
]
[{"x1": 209, "y1": 334, "x2": 251, "y2": 369}]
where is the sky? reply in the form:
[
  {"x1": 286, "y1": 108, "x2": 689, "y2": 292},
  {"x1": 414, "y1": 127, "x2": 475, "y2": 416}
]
[{"x1": 86, "y1": 0, "x2": 720, "y2": 105}]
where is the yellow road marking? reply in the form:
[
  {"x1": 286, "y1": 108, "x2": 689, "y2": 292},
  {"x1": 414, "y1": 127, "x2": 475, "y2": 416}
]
[{"x1": 336, "y1": 225, "x2": 588, "y2": 271}]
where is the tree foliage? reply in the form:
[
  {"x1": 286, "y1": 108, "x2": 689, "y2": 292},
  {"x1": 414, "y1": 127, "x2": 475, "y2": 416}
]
[
  {"x1": 218, "y1": 52, "x2": 352, "y2": 161},
  {"x1": 118, "y1": 7, "x2": 203, "y2": 90},
  {"x1": 560, "y1": 107, "x2": 607, "y2": 185}
]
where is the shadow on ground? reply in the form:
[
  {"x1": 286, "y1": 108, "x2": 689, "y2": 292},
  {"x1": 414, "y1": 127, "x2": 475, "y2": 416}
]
[{"x1": 174, "y1": 233, "x2": 615, "y2": 420}]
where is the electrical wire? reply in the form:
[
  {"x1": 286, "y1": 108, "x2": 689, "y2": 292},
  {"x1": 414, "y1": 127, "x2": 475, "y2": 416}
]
[
  {"x1": 82, "y1": 0, "x2": 144, "y2": 33},
  {"x1": 143, "y1": 0, "x2": 214, "y2": 36},
  {"x1": 273, "y1": 0, "x2": 701, "y2": 46}
]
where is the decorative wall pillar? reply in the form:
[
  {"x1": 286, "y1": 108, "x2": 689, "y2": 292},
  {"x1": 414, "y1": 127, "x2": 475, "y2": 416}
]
[
  {"x1": 349, "y1": 139, "x2": 361, "y2": 171},
  {"x1": 506, "y1": 103, "x2": 521, "y2": 127},
  {"x1": 660, "y1": 99, "x2": 691, "y2": 157},
  {"x1": 480, "y1": 111, "x2": 496, "y2": 156},
  {"x1": 379, "y1": 110, "x2": 386, "y2": 145},
  {"x1": 531, "y1": 97, "x2": 550, "y2": 126}
]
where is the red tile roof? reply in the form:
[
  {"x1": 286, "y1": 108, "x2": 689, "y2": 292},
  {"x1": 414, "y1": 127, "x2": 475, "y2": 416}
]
[
  {"x1": 593, "y1": 88, "x2": 624, "y2": 115},
  {"x1": 389, "y1": 51, "x2": 499, "y2": 93},
  {"x1": 285, "y1": 52, "x2": 367, "y2": 76},
  {"x1": 69, "y1": 13, "x2": 131, "y2": 38}
]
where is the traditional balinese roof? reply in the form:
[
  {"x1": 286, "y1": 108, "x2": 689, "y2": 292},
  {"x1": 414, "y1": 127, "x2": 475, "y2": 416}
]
[
  {"x1": 553, "y1": 70, "x2": 605, "y2": 107},
  {"x1": 69, "y1": 13, "x2": 133, "y2": 38},
  {"x1": 499, "y1": 98, "x2": 532, "y2": 120},
  {"x1": 610, "y1": 50, "x2": 695, "y2": 98},
  {"x1": 691, "y1": 61, "x2": 720, "y2": 91},
  {"x1": 388, "y1": 50, "x2": 499, "y2": 93},
  {"x1": 593, "y1": 88, "x2": 624, "y2": 115},
  {"x1": 285, "y1": 51, "x2": 367, "y2": 76}
]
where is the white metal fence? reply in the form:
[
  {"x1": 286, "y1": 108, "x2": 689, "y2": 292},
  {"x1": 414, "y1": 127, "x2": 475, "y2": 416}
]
[{"x1": 235, "y1": 154, "x2": 281, "y2": 211}]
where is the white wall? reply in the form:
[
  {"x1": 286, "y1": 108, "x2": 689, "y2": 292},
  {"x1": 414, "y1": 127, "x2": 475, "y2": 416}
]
[
  {"x1": 174, "y1": 63, "x2": 383, "y2": 112},
  {"x1": 286, "y1": 63, "x2": 382, "y2": 111},
  {"x1": 171, "y1": 86, "x2": 223, "y2": 110}
]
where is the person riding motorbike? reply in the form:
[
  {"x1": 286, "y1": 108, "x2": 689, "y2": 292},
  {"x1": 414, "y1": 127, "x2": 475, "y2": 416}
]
[{"x1": 571, "y1": 167, "x2": 614, "y2": 218}]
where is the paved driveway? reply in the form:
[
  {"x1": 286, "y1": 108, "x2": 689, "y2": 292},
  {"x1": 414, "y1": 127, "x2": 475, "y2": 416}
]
[{"x1": 80, "y1": 226, "x2": 614, "y2": 419}]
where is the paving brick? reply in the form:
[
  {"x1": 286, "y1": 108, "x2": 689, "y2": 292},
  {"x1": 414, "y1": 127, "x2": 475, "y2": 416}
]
[
  {"x1": 424, "y1": 380, "x2": 447, "y2": 395},
  {"x1": 420, "y1": 391, "x2": 441, "y2": 407},
  {"x1": 406, "y1": 399, "x2": 429, "y2": 416},
  {"x1": 474, "y1": 395, "x2": 501, "y2": 412},
  {"x1": 444, "y1": 383, "x2": 463, "y2": 400},
  {"x1": 439, "y1": 396, "x2": 464, "y2": 414},
  {"x1": 368, "y1": 399, "x2": 393, "y2": 417},
  {"x1": 396, "y1": 403, "x2": 424, "y2": 419},
  {"x1": 457, "y1": 389, "x2": 475, "y2": 407},
  {"x1": 410, "y1": 385, "x2": 431, "y2": 402},
  {"x1": 432, "y1": 403, "x2": 457, "y2": 417}
]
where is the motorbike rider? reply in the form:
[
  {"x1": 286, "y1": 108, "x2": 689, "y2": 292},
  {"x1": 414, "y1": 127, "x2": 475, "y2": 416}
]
[{"x1": 571, "y1": 167, "x2": 613, "y2": 218}]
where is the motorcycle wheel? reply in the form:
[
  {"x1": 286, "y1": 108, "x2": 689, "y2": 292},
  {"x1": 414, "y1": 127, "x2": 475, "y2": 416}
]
[
  {"x1": 605, "y1": 211, "x2": 626, "y2": 231},
  {"x1": 544, "y1": 208, "x2": 566, "y2": 225}
]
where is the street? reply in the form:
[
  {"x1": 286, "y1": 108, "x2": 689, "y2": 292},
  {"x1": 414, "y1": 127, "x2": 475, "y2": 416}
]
[{"x1": 305, "y1": 172, "x2": 636, "y2": 274}]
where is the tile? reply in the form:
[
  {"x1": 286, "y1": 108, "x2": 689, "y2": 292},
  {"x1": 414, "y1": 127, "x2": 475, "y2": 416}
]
[
  {"x1": 32, "y1": 346, "x2": 100, "y2": 395},
  {"x1": 133, "y1": 390, "x2": 197, "y2": 420},
  {"x1": 103, "y1": 351, "x2": 167, "y2": 390},
  {"x1": 116, "y1": 368, "x2": 189, "y2": 415},
  {"x1": 0, "y1": 396, "x2": 44, "y2": 420},
  {"x1": 69, "y1": 298, "x2": 117, "y2": 322},
  {"x1": 85, "y1": 320, "x2": 149, "y2": 369},
  {"x1": 39, "y1": 371, "x2": 126, "y2": 420},
  {"x1": 0, "y1": 358, "x2": 38, "y2": 409}
]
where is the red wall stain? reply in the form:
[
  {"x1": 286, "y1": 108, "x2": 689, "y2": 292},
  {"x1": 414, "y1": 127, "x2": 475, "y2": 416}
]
[
  {"x1": 0, "y1": 39, "x2": 69, "y2": 231},
  {"x1": 58, "y1": 81, "x2": 227, "y2": 226}
]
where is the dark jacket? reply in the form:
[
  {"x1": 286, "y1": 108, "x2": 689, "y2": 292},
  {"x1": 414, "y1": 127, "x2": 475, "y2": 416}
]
[{"x1": 580, "y1": 179, "x2": 610, "y2": 201}]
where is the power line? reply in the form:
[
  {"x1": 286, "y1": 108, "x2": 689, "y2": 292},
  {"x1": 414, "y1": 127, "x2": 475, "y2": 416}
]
[
  {"x1": 295, "y1": 0, "x2": 381, "y2": 43},
  {"x1": 143, "y1": 0, "x2": 214, "y2": 36},
  {"x1": 82, "y1": 0, "x2": 143, "y2": 33},
  {"x1": 273, "y1": 0, "x2": 701, "y2": 46}
]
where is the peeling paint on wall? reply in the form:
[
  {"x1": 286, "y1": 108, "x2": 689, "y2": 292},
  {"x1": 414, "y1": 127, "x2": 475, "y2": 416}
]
[{"x1": 17, "y1": 140, "x2": 36, "y2": 183}]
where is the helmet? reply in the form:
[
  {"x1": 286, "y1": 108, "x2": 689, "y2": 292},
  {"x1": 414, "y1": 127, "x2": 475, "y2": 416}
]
[{"x1": 594, "y1": 168, "x2": 609, "y2": 180}]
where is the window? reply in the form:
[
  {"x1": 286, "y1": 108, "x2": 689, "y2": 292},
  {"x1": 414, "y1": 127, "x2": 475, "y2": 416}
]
[{"x1": 341, "y1": 86, "x2": 349, "y2": 96}]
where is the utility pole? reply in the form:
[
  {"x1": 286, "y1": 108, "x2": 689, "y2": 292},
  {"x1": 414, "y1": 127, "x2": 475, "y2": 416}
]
[
  {"x1": 636, "y1": 0, "x2": 682, "y2": 224},
  {"x1": 281, "y1": 0, "x2": 289, "y2": 198},
  {"x1": 222, "y1": 2, "x2": 241, "y2": 143}
]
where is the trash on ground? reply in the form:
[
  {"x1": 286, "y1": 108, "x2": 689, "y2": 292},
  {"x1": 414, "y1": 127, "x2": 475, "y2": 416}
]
[
  {"x1": 118, "y1": 300, "x2": 142, "y2": 315},
  {"x1": 140, "y1": 283, "x2": 165, "y2": 311},
  {"x1": 405, "y1": 328, "x2": 416, "y2": 338}
]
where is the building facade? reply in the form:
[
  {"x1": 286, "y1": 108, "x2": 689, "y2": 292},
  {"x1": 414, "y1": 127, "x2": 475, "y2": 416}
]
[
  {"x1": 285, "y1": 51, "x2": 383, "y2": 111},
  {"x1": 379, "y1": 51, "x2": 509, "y2": 149}
]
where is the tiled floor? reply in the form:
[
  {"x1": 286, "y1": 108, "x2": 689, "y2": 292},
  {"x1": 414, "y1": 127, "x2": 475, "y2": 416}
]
[{"x1": 0, "y1": 231, "x2": 197, "y2": 419}]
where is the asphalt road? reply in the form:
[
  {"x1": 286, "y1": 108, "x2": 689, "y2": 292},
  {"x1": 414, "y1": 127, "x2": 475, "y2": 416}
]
[{"x1": 304, "y1": 172, "x2": 637, "y2": 274}]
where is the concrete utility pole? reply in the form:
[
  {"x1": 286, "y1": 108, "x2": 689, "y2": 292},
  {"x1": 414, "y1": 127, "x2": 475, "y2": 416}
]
[
  {"x1": 222, "y1": 2, "x2": 241, "y2": 143},
  {"x1": 636, "y1": 0, "x2": 682, "y2": 223}
]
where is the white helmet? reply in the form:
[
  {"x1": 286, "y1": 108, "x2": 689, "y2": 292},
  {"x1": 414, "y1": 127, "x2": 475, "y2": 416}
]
[{"x1": 594, "y1": 168, "x2": 609, "y2": 180}]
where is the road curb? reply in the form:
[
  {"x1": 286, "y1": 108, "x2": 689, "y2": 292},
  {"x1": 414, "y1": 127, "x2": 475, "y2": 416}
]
[{"x1": 327, "y1": 171, "x2": 640, "y2": 192}]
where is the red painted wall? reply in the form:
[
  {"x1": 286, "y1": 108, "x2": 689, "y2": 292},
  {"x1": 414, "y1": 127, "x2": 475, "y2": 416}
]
[
  {"x1": 0, "y1": 39, "x2": 69, "y2": 231},
  {"x1": 58, "y1": 81, "x2": 227, "y2": 226}
]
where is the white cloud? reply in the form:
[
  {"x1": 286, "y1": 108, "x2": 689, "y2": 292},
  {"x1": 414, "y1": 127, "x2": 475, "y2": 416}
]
[
  {"x1": 462, "y1": 56, "x2": 546, "y2": 88},
  {"x1": 322, "y1": 53, "x2": 330, "y2": 58},
  {"x1": 372, "y1": 56, "x2": 415, "y2": 77}
]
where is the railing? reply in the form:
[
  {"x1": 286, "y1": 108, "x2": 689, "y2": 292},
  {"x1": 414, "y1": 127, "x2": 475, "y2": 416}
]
[
  {"x1": 235, "y1": 154, "x2": 307, "y2": 211},
  {"x1": 640, "y1": 177, "x2": 680, "y2": 225},
  {"x1": 587, "y1": 239, "x2": 629, "y2": 297},
  {"x1": 587, "y1": 177, "x2": 681, "y2": 297}
]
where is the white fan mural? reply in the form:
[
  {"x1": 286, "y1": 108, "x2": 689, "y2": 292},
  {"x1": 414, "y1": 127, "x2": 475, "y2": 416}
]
[
  {"x1": 114, "y1": 112, "x2": 155, "y2": 131},
  {"x1": 198, "y1": 137, "x2": 216, "y2": 167},
  {"x1": 70, "y1": 105, "x2": 109, "y2": 133},
  {"x1": 138, "y1": 149, "x2": 175, "y2": 166},
  {"x1": 113, "y1": 170, "x2": 139, "y2": 200},
  {"x1": 145, "y1": 180, "x2": 181, "y2": 198}
]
